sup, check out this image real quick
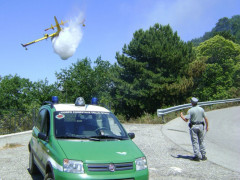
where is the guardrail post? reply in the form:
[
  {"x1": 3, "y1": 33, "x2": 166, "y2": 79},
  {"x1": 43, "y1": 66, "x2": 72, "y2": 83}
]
[
  {"x1": 15, "y1": 115, "x2": 18, "y2": 133},
  {"x1": 161, "y1": 115, "x2": 165, "y2": 124}
]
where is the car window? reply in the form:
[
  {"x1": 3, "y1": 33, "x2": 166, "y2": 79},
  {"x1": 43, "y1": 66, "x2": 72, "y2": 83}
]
[
  {"x1": 54, "y1": 111, "x2": 128, "y2": 139},
  {"x1": 36, "y1": 109, "x2": 45, "y2": 130},
  {"x1": 41, "y1": 110, "x2": 50, "y2": 136},
  {"x1": 36, "y1": 108, "x2": 51, "y2": 136}
]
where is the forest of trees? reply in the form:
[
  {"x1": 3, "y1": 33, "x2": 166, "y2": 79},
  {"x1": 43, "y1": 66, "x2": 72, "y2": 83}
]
[{"x1": 1, "y1": 15, "x2": 240, "y2": 119}]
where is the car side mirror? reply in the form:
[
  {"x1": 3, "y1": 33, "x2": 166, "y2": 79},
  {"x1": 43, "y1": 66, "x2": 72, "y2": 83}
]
[
  {"x1": 38, "y1": 132, "x2": 48, "y2": 141},
  {"x1": 128, "y1": 133, "x2": 135, "y2": 139}
]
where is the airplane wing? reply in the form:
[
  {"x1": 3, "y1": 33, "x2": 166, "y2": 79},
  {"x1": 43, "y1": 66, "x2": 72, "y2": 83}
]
[
  {"x1": 21, "y1": 34, "x2": 49, "y2": 49},
  {"x1": 22, "y1": 16, "x2": 62, "y2": 50},
  {"x1": 48, "y1": 32, "x2": 58, "y2": 38}
]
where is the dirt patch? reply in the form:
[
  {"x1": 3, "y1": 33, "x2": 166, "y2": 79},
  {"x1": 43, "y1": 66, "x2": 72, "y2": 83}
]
[{"x1": 0, "y1": 143, "x2": 23, "y2": 150}]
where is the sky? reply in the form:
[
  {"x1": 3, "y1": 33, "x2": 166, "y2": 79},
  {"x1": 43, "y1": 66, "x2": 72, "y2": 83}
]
[{"x1": 0, "y1": 0, "x2": 239, "y2": 84}]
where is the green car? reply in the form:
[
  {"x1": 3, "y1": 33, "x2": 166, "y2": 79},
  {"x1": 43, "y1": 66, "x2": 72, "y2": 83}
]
[{"x1": 28, "y1": 97, "x2": 148, "y2": 180}]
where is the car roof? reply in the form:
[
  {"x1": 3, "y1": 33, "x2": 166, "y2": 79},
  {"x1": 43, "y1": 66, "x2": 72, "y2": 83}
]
[{"x1": 53, "y1": 104, "x2": 110, "y2": 112}]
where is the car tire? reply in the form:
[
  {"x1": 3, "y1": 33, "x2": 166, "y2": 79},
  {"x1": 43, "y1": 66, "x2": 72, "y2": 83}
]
[
  {"x1": 44, "y1": 172, "x2": 54, "y2": 180},
  {"x1": 29, "y1": 150, "x2": 38, "y2": 174}
]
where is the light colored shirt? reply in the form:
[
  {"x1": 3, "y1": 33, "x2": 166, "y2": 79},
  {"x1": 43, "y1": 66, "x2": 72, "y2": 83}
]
[{"x1": 186, "y1": 105, "x2": 206, "y2": 123}]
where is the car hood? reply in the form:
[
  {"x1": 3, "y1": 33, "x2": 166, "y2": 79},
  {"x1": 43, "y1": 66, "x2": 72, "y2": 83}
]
[{"x1": 57, "y1": 139, "x2": 144, "y2": 163}]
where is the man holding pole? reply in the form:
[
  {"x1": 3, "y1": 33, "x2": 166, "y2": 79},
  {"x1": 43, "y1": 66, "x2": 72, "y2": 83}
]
[{"x1": 180, "y1": 97, "x2": 209, "y2": 161}]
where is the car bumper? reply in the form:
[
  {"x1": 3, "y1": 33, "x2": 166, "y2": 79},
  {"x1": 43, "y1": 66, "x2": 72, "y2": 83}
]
[{"x1": 53, "y1": 168, "x2": 149, "y2": 180}]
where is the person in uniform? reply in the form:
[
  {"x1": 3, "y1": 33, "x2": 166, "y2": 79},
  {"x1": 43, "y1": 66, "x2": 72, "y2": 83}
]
[{"x1": 180, "y1": 97, "x2": 209, "y2": 161}]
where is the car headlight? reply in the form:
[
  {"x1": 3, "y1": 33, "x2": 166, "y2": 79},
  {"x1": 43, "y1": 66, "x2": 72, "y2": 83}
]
[
  {"x1": 135, "y1": 157, "x2": 148, "y2": 171},
  {"x1": 63, "y1": 159, "x2": 84, "y2": 173}
]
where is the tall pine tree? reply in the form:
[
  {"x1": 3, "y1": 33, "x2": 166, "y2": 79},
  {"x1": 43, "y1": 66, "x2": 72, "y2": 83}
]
[{"x1": 113, "y1": 24, "x2": 195, "y2": 118}]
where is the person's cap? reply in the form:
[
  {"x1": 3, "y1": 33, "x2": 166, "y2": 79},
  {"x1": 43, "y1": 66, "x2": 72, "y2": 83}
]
[{"x1": 191, "y1": 97, "x2": 198, "y2": 104}]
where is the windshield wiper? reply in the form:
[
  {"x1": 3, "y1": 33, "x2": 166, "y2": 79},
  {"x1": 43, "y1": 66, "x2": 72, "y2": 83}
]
[
  {"x1": 89, "y1": 135, "x2": 127, "y2": 140},
  {"x1": 56, "y1": 134, "x2": 127, "y2": 141},
  {"x1": 56, "y1": 135, "x2": 100, "y2": 141}
]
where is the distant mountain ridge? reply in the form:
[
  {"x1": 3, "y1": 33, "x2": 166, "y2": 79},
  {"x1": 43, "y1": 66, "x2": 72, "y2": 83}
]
[{"x1": 191, "y1": 15, "x2": 240, "y2": 46}]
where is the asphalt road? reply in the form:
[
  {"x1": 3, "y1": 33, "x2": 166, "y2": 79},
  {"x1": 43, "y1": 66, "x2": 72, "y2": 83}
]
[
  {"x1": 162, "y1": 106, "x2": 240, "y2": 173},
  {"x1": 0, "y1": 106, "x2": 240, "y2": 180}
]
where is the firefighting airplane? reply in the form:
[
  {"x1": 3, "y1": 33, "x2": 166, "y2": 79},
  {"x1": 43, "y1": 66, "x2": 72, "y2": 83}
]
[{"x1": 21, "y1": 16, "x2": 85, "y2": 50}]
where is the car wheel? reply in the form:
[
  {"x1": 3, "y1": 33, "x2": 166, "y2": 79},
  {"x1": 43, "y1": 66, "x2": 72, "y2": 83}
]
[
  {"x1": 29, "y1": 150, "x2": 38, "y2": 174},
  {"x1": 44, "y1": 172, "x2": 54, "y2": 180}
]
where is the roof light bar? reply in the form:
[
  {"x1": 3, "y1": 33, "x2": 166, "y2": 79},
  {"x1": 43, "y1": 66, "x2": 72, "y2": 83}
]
[
  {"x1": 52, "y1": 96, "x2": 59, "y2": 104},
  {"x1": 91, "y1": 97, "x2": 98, "y2": 105},
  {"x1": 75, "y1": 97, "x2": 85, "y2": 106}
]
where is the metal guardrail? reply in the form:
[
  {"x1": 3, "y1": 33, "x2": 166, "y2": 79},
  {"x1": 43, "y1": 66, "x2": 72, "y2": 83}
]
[{"x1": 157, "y1": 98, "x2": 240, "y2": 120}]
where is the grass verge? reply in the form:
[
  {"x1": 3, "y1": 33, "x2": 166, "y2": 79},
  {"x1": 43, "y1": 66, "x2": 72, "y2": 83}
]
[{"x1": 118, "y1": 102, "x2": 240, "y2": 124}]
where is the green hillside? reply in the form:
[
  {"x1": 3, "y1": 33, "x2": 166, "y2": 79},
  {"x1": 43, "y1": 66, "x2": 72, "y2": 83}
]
[{"x1": 191, "y1": 15, "x2": 240, "y2": 46}]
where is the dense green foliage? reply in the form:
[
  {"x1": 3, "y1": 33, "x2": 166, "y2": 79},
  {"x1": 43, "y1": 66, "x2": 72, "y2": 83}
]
[
  {"x1": 113, "y1": 24, "x2": 195, "y2": 118},
  {"x1": 191, "y1": 15, "x2": 240, "y2": 46},
  {"x1": 0, "y1": 75, "x2": 59, "y2": 113},
  {"x1": 194, "y1": 35, "x2": 240, "y2": 100},
  {"x1": 1, "y1": 15, "x2": 240, "y2": 120},
  {"x1": 55, "y1": 57, "x2": 113, "y2": 105}
]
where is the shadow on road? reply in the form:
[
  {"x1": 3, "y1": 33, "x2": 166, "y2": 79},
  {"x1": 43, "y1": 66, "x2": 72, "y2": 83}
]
[
  {"x1": 171, "y1": 154, "x2": 193, "y2": 160},
  {"x1": 167, "y1": 128, "x2": 188, "y2": 133}
]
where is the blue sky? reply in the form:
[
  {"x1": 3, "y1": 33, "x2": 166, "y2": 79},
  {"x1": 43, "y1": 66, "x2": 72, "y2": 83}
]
[{"x1": 0, "y1": 0, "x2": 239, "y2": 84}]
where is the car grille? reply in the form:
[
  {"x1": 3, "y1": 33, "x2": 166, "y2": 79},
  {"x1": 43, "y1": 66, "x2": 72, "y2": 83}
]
[{"x1": 87, "y1": 162, "x2": 133, "y2": 172}]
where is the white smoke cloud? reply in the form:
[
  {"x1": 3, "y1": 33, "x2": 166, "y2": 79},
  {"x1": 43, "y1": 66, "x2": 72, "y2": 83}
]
[{"x1": 52, "y1": 13, "x2": 84, "y2": 60}]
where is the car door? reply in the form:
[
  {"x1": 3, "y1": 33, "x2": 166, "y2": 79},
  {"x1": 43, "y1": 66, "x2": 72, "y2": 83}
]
[
  {"x1": 37, "y1": 108, "x2": 51, "y2": 175},
  {"x1": 32, "y1": 108, "x2": 46, "y2": 174}
]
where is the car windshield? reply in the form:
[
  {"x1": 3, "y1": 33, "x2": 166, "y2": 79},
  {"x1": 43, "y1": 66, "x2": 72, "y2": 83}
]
[{"x1": 54, "y1": 111, "x2": 129, "y2": 140}]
